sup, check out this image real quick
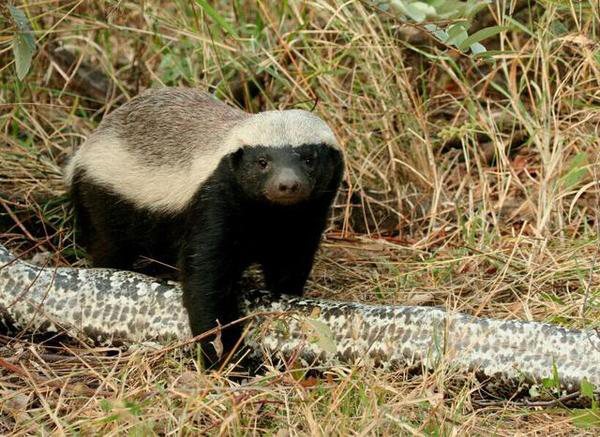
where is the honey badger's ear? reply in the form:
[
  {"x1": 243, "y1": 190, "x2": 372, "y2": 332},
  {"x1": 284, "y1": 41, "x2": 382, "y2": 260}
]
[{"x1": 229, "y1": 148, "x2": 244, "y2": 170}]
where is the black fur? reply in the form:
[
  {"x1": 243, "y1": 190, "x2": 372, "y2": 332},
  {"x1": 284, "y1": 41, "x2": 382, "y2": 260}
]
[
  {"x1": 70, "y1": 173, "x2": 184, "y2": 275},
  {"x1": 71, "y1": 144, "x2": 343, "y2": 366}
]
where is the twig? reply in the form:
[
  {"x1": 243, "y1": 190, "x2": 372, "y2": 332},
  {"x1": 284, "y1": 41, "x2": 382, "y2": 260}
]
[
  {"x1": 472, "y1": 391, "x2": 583, "y2": 408},
  {"x1": 0, "y1": 356, "x2": 111, "y2": 396}
]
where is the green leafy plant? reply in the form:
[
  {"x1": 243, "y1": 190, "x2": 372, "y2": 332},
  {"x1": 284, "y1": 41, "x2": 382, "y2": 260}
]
[
  {"x1": 304, "y1": 318, "x2": 337, "y2": 354},
  {"x1": 8, "y1": 5, "x2": 36, "y2": 80},
  {"x1": 571, "y1": 379, "x2": 600, "y2": 428},
  {"x1": 377, "y1": 0, "x2": 509, "y2": 55}
]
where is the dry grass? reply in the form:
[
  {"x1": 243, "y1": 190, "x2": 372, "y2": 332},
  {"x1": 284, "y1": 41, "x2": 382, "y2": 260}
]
[{"x1": 1, "y1": 0, "x2": 600, "y2": 434}]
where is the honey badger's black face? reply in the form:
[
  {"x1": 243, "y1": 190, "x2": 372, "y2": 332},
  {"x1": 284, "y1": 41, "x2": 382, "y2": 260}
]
[{"x1": 230, "y1": 144, "x2": 342, "y2": 206}]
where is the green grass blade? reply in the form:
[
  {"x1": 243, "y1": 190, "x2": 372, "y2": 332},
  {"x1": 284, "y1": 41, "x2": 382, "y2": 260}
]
[
  {"x1": 458, "y1": 25, "x2": 511, "y2": 51},
  {"x1": 195, "y1": 0, "x2": 239, "y2": 38}
]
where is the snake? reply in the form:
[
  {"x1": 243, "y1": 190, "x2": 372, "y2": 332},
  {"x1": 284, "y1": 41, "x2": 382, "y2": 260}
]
[{"x1": 1, "y1": 243, "x2": 599, "y2": 404}]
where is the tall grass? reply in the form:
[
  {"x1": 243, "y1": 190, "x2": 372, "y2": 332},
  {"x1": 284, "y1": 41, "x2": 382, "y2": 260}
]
[{"x1": 1, "y1": 0, "x2": 600, "y2": 434}]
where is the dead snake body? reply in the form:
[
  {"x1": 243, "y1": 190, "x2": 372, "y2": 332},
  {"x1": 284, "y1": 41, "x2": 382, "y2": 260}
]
[{"x1": 1, "y1": 244, "x2": 599, "y2": 402}]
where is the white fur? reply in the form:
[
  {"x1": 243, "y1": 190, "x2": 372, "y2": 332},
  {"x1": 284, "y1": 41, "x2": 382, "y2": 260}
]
[
  {"x1": 67, "y1": 110, "x2": 338, "y2": 214},
  {"x1": 226, "y1": 110, "x2": 338, "y2": 149},
  {"x1": 67, "y1": 136, "x2": 223, "y2": 213}
]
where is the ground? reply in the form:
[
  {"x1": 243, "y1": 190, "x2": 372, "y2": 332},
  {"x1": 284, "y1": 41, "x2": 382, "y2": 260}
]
[{"x1": 1, "y1": 0, "x2": 600, "y2": 435}]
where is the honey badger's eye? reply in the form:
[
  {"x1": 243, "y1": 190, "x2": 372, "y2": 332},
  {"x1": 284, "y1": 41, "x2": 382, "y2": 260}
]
[
  {"x1": 258, "y1": 158, "x2": 269, "y2": 169},
  {"x1": 304, "y1": 157, "x2": 314, "y2": 167}
]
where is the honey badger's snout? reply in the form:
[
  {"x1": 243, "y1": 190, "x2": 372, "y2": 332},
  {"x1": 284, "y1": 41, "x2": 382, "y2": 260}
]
[
  {"x1": 266, "y1": 167, "x2": 310, "y2": 205},
  {"x1": 277, "y1": 168, "x2": 300, "y2": 193}
]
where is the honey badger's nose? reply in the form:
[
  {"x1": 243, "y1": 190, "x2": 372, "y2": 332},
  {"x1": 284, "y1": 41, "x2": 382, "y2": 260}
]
[
  {"x1": 266, "y1": 168, "x2": 309, "y2": 204},
  {"x1": 277, "y1": 168, "x2": 301, "y2": 193},
  {"x1": 278, "y1": 179, "x2": 299, "y2": 193}
]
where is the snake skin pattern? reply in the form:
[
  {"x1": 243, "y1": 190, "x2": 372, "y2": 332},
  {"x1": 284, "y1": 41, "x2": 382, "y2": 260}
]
[{"x1": 1, "y1": 243, "x2": 599, "y2": 402}]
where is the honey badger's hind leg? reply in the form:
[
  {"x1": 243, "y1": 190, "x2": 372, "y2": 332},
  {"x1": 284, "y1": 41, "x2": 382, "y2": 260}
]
[
  {"x1": 69, "y1": 170, "x2": 183, "y2": 274},
  {"x1": 69, "y1": 172, "x2": 140, "y2": 270},
  {"x1": 68, "y1": 172, "x2": 95, "y2": 256}
]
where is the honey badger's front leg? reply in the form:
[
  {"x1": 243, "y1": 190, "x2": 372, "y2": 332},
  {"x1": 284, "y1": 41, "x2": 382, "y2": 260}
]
[
  {"x1": 260, "y1": 207, "x2": 330, "y2": 297},
  {"x1": 180, "y1": 193, "x2": 247, "y2": 366}
]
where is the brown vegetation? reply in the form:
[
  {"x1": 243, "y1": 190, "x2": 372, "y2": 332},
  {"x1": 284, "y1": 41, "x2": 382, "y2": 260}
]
[{"x1": 1, "y1": 1, "x2": 600, "y2": 434}]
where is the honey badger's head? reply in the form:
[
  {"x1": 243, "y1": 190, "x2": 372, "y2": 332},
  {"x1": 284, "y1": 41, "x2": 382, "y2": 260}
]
[{"x1": 226, "y1": 110, "x2": 344, "y2": 206}]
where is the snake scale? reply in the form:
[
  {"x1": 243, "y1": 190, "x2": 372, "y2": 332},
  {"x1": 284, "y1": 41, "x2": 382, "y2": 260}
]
[{"x1": 1, "y1": 243, "x2": 599, "y2": 404}]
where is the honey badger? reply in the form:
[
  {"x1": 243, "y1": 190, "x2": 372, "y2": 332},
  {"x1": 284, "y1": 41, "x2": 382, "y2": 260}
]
[{"x1": 65, "y1": 87, "x2": 344, "y2": 364}]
